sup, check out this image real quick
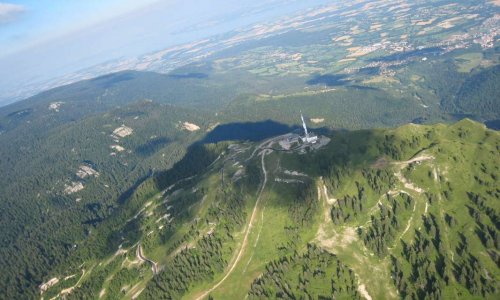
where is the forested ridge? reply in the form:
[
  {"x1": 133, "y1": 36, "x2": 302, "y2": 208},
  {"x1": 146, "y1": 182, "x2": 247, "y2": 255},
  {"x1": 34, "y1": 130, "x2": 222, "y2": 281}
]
[
  {"x1": 15, "y1": 118, "x2": 496, "y2": 300},
  {"x1": 0, "y1": 101, "x2": 212, "y2": 298}
]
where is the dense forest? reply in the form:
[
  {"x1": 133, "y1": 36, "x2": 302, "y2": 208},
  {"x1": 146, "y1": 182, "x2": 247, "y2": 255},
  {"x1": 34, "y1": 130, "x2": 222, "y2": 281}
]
[
  {"x1": 455, "y1": 65, "x2": 500, "y2": 119},
  {"x1": 0, "y1": 101, "x2": 214, "y2": 297},
  {"x1": 248, "y1": 244, "x2": 361, "y2": 299}
]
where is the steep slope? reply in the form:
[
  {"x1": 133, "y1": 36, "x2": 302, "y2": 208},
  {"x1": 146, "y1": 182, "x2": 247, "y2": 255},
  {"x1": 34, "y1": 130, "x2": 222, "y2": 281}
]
[
  {"x1": 455, "y1": 65, "x2": 500, "y2": 120},
  {"x1": 36, "y1": 119, "x2": 499, "y2": 300},
  {"x1": 0, "y1": 101, "x2": 212, "y2": 298}
]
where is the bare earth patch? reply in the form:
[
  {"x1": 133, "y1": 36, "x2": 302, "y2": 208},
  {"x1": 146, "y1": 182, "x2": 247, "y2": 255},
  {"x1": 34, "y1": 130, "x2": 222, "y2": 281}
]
[
  {"x1": 370, "y1": 23, "x2": 382, "y2": 31},
  {"x1": 48, "y1": 102, "x2": 64, "y2": 112},
  {"x1": 310, "y1": 118, "x2": 324, "y2": 123},
  {"x1": 64, "y1": 182, "x2": 84, "y2": 195},
  {"x1": 347, "y1": 46, "x2": 375, "y2": 58},
  {"x1": 358, "y1": 284, "x2": 373, "y2": 300},
  {"x1": 338, "y1": 58, "x2": 357, "y2": 63},
  {"x1": 127, "y1": 282, "x2": 143, "y2": 299},
  {"x1": 315, "y1": 181, "x2": 356, "y2": 249},
  {"x1": 113, "y1": 125, "x2": 133, "y2": 138},
  {"x1": 314, "y1": 180, "x2": 397, "y2": 299},
  {"x1": 394, "y1": 171, "x2": 424, "y2": 193},
  {"x1": 391, "y1": 154, "x2": 434, "y2": 194},
  {"x1": 110, "y1": 145, "x2": 125, "y2": 152},
  {"x1": 340, "y1": 227, "x2": 358, "y2": 246},
  {"x1": 413, "y1": 18, "x2": 436, "y2": 26},
  {"x1": 39, "y1": 277, "x2": 59, "y2": 294},
  {"x1": 76, "y1": 165, "x2": 99, "y2": 179},
  {"x1": 182, "y1": 122, "x2": 201, "y2": 131},
  {"x1": 437, "y1": 17, "x2": 463, "y2": 29},
  {"x1": 351, "y1": 25, "x2": 363, "y2": 35},
  {"x1": 333, "y1": 35, "x2": 352, "y2": 41}
]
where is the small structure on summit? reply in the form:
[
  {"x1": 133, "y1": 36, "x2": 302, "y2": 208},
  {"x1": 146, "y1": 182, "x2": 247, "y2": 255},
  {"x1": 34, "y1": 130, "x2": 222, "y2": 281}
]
[
  {"x1": 300, "y1": 113, "x2": 318, "y2": 144},
  {"x1": 275, "y1": 113, "x2": 330, "y2": 152}
]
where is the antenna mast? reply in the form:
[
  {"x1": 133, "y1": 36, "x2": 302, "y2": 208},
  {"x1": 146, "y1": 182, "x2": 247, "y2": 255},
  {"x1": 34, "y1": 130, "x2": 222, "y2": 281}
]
[{"x1": 301, "y1": 113, "x2": 309, "y2": 137}]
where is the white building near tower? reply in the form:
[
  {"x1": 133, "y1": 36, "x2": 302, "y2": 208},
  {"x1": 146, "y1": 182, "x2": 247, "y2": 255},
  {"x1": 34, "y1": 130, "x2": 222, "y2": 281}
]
[{"x1": 300, "y1": 113, "x2": 318, "y2": 144}]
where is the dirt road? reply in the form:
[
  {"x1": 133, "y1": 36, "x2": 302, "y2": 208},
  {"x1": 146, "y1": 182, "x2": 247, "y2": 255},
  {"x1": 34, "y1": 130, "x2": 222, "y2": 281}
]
[
  {"x1": 136, "y1": 244, "x2": 159, "y2": 275},
  {"x1": 194, "y1": 148, "x2": 271, "y2": 300}
]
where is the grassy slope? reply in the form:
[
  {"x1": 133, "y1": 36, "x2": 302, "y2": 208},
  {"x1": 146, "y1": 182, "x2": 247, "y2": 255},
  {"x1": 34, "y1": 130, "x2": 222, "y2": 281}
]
[
  {"x1": 311, "y1": 119, "x2": 499, "y2": 299},
  {"x1": 42, "y1": 119, "x2": 499, "y2": 299}
]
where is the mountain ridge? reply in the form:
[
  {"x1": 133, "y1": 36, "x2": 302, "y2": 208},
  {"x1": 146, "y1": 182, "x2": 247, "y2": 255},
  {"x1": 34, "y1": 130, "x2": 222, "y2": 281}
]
[{"x1": 32, "y1": 119, "x2": 499, "y2": 299}]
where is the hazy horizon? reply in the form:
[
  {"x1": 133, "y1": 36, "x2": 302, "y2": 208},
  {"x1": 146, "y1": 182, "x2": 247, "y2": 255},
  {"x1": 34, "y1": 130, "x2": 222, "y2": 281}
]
[{"x1": 0, "y1": 0, "x2": 331, "y2": 106}]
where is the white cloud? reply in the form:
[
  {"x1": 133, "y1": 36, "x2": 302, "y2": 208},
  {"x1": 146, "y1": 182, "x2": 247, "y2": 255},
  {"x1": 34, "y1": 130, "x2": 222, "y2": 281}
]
[{"x1": 0, "y1": 2, "x2": 25, "y2": 23}]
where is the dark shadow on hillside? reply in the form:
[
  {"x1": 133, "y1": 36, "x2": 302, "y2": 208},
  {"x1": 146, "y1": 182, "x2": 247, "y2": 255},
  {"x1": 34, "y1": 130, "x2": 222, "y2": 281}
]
[
  {"x1": 106, "y1": 217, "x2": 142, "y2": 252},
  {"x1": 116, "y1": 110, "x2": 147, "y2": 118},
  {"x1": 151, "y1": 122, "x2": 372, "y2": 195},
  {"x1": 350, "y1": 85, "x2": 379, "y2": 91},
  {"x1": 167, "y1": 73, "x2": 208, "y2": 79},
  {"x1": 306, "y1": 74, "x2": 351, "y2": 86},
  {"x1": 153, "y1": 143, "x2": 221, "y2": 191},
  {"x1": 280, "y1": 129, "x2": 380, "y2": 178},
  {"x1": 115, "y1": 120, "x2": 305, "y2": 206},
  {"x1": 201, "y1": 120, "x2": 301, "y2": 143},
  {"x1": 357, "y1": 67, "x2": 380, "y2": 76},
  {"x1": 7, "y1": 108, "x2": 33, "y2": 118},
  {"x1": 102, "y1": 120, "x2": 382, "y2": 259},
  {"x1": 135, "y1": 137, "x2": 171, "y2": 157},
  {"x1": 91, "y1": 72, "x2": 135, "y2": 88},
  {"x1": 448, "y1": 113, "x2": 475, "y2": 121},
  {"x1": 117, "y1": 170, "x2": 153, "y2": 205},
  {"x1": 484, "y1": 119, "x2": 500, "y2": 130},
  {"x1": 128, "y1": 121, "x2": 346, "y2": 194}
]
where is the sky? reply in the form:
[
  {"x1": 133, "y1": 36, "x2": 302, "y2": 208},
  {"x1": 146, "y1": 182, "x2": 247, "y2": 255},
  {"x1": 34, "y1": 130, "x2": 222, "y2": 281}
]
[
  {"x1": 0, "y1": 0, "x2": 331, "y2": 105},
  {"x1": 0, "y1": 0, "x2": 158, "y2": 57}
]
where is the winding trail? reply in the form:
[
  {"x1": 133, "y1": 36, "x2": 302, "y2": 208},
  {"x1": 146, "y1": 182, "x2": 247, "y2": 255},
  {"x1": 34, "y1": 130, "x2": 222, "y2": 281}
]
[
  {"x1": 136, "y1": 244, "x2": 159, "y2": 275},
  {"x1": 388, "y1": 154, "x2": 433, "y2": 249},
  {"x1": 194, "y1": 148, "x2": 271, "y2": 300},
  {"x1": 396, "y1": 199, "x2": 417, "y2": 242},
  {"x1": 358, "y1": 284, "x2": 373, "y2": 300},
  {"x1": 391, "y1": 154, "x2": 434, "y2": 167},
  {"x1": 58, "y1": 268, "x2": 86, "y2": 297}
]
